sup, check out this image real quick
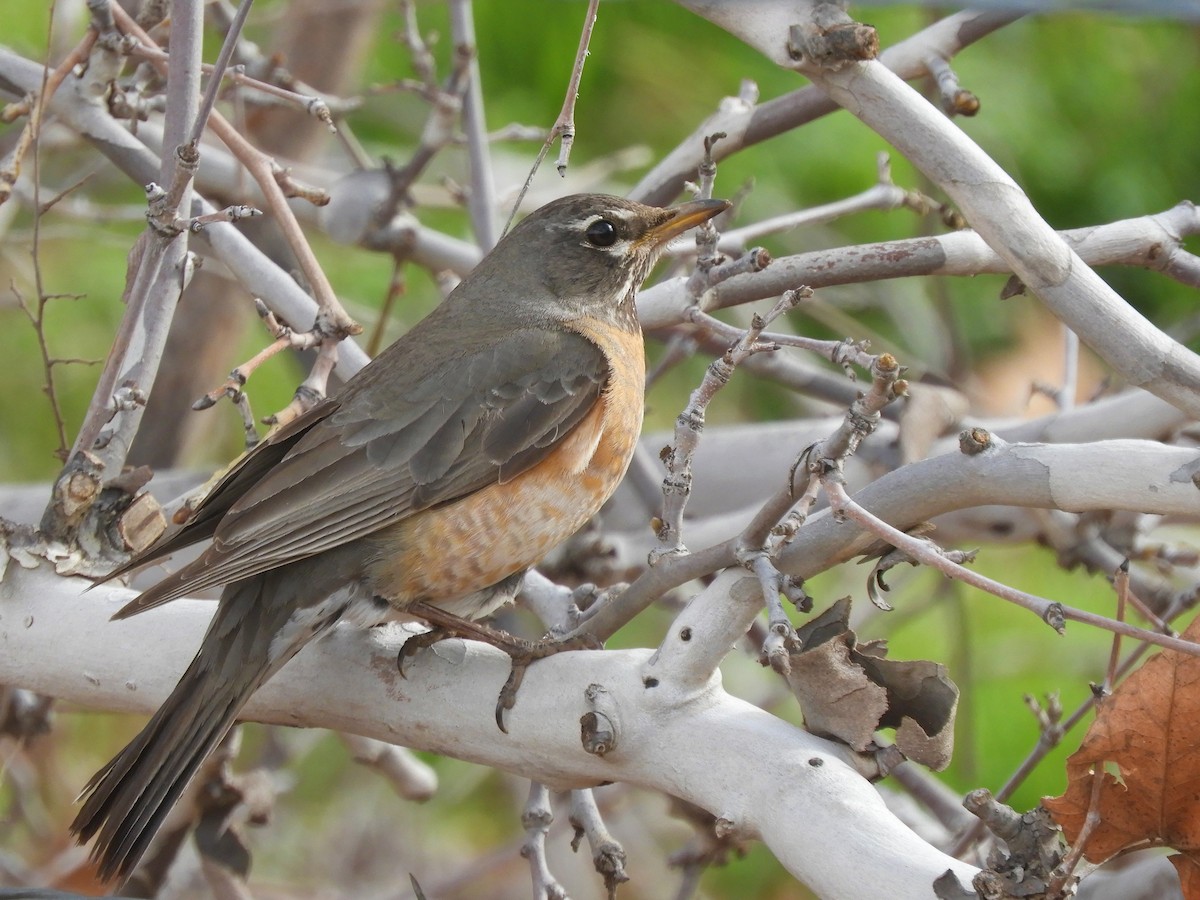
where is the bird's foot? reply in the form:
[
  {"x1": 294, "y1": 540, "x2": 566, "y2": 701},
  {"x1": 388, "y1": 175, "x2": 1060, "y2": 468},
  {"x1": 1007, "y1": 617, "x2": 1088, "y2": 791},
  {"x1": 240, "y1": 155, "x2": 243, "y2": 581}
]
[
  {"x1": 402, "y1": 600, "x2": 602, "y2": 733},
  {"x1": 397, "y1": 625, "x2": 454, "y2": 678},
  {"x1": 494, "y1": 631, "x2": 603, "y2": 733}
]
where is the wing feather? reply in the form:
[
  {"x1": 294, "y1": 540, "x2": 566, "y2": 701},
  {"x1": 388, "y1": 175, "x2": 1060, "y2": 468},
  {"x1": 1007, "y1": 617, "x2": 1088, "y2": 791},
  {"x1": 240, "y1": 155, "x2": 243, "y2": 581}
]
[{"x1": 126, "y1": 327, "x2": 611, "y2": 610}]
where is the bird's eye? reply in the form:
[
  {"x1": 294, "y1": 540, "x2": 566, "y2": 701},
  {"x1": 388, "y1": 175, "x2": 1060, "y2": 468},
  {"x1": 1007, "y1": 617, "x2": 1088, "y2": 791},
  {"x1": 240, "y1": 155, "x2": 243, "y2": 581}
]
[{"x1": 585, "y1": 219, "x2": 618, "y2": 247}]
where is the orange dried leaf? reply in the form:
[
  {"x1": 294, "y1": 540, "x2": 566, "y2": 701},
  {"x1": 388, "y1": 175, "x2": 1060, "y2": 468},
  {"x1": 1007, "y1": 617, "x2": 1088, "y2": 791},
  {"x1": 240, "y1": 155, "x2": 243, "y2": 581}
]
[
  {"x1": 1043, "y1": 617, "x2": 1200, "y2": 868},
  {"x1": 1172, "y1": 853, "x2": 1200, "y2": 898}
]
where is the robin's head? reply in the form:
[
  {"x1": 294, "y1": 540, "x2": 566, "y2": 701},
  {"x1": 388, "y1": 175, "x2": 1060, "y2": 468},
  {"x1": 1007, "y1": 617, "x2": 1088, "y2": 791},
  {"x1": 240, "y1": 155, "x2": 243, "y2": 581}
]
[{"x1": 477, "y1": 193, "x2": 730, "y2": 328}]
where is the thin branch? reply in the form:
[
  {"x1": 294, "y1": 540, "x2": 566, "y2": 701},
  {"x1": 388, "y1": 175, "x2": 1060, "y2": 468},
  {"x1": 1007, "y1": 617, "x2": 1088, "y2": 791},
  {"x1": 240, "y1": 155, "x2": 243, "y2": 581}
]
[
  {"x1": 551, "y1": 0, "x2": 598, "y2": 176},
  {"x1": 637, "y1": 201, "x2": 1200, "y2": 331},
  {"x1": 448, "y1": 0, "x2": 498, "y2": 249},
  {"x1": 189, "y1": 0, "x2": 255, "y2": 150},
  {"x1": 654, "y1": 289, "x2": 808, "y2": 562},
  {"x1": 520, "y1": 783, "x2": 568, "y2": 900},
  {"x1": 569, "y1": 789, "x2": 630, "y2": 898},
  {"x1": 677, "y1": 152, "x2": 949, "y2": 257},
  {"x1": 107, "y1": 3, "x2": 359, "y2": 425},
  {"x1": 0, "y1": 25, "x2": 97, "y2": 208},
  {"x1": 503, "y1": 0, "x2": 600, "y2": 235},
  {"x1": 632, "y1": 8, "x2": 1022, "y2": 205},
  {"x1": 950, "y1": 589, "x2": 1182, "y2": 858},
  {"x1": 575, "y1": 437, "x2": 1200, "y2": 644},
  {"x1": 821, "y1": 478, "x2": 1200, "y2": 659},
  {"x1": 110, "y1": 5, "x2": 356, "y2": 341},
  {"x1": 923, "y1": 52, "x2": 980, "y2": 117},
  {"x1": 337, "y1": 734, "x2": 438, "y2": 802},
  {"x1": 66, "y1": 0, "x2": 206, "y2": 475}
]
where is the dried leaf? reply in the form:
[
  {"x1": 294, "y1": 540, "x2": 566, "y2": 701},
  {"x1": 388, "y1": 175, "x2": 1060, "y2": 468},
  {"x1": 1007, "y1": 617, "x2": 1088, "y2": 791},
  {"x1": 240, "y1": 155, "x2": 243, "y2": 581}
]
[
  {"x1": 785, "y1": 597, "x2": 958, "y2": 769},
  {"x1": 1043, "y1": 616, "x2": 1200, "y2": 879},
  {"x1": 788, "y1": 630, "x2": 888, "y2": 752},
  {"x1": 1173, "y1": 855, "x2": 1200, "y2": 898}
]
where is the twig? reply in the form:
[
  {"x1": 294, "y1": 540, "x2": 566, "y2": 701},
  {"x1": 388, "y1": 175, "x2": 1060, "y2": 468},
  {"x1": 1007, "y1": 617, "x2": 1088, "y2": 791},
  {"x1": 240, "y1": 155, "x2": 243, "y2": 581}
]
[
  {"x1": 67, "y1": 0, "x2": 207, "y2": 471},
  {"x1": 520, "y1": 783, "x2": 567, "y2": 900},
  {"x1": 0, "y1": 17, "x2": 96, "y2": 208},
  {"x1": 630, "y1": 9, "x2": 1022, "y2": 206},
  {"x1": 685, "y1": 306, "x2": 872, "y2": 369},
  {"x1": 738, "y1": 351, "x2": 905, "y2": 555},
  {"x1": 822, "y1": 478, "x2": 1200, "y2": 659},
  {"x1": 192, "y1": 299, "x2": 334, "y2": 413},
  {"x1": 337, "y1": 734, "x2": 438, "y2": 802},
  {"x1": 189, "y1": 0, "x2": 255, "y2": 150},
  {"x1": 568, "y1": 789, "x2": 629, "y2": 899},
  {"x1": 448, "y1": 0, "x2": 498, "y2": 250},
  {"x1": 110, "y1": 5, "x2": 356, "y2": 340},
  {"x1": 923, "y1": 52, "x2": 980, "y2": 117},
  {"x1": 6, "y1": 13, "x2": 105, "y2": 463},
  {"x1": 1052, "y1": 773, "x2": 1104, "y2": 893},
  {"x1": 683, "y1": 153, "x2": 950, "y2": 257},
  {"x1": 503, "y1": 0, "x2": 600, "y2": 236},
  {"x1": 637, "y1": 201, "x2": 1200, "y2": 330},
  {"x1": 950, "y1": 620, "x2": 1171, "y2": 858},
  {"x1": 1049, "y1": 587, "x2": 1128, "y2": 897},
  {"x1": 1101, "y1": 562, "x2": 1130, "y2": 696},
  {"x1": 207, "y1": 0, "x2": 351, "y2": 125},
  {"x1": 681, "y1": 133, "x2": 728, "y2": 296},
  {"x1": 654, "y1": 289, "x2": 808, "y2": 562},
  {"x1": 376, "y1": 45, "x2": 472, "y2": 217},
  {"x1": 108, "y1": 3, "x2": 358, "y2": 424},
  {"x1": 551, "y1": 0, "x2": 598, "y2": 177},
  {"x1": 399, "y1": 0, "x2": 437, "y2": 86}
]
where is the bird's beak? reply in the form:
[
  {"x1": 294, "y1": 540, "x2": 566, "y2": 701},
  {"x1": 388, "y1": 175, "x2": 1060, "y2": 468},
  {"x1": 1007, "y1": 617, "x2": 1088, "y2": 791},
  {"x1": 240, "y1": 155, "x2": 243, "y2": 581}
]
[{"x1": 641, "y1": 198, "x2": 731, "y2": 247}]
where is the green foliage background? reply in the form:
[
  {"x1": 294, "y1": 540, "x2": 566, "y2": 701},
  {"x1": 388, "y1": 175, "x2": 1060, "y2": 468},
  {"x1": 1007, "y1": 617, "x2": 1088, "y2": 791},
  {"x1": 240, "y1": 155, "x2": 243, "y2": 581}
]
[{"x1": 1, "y1": 2, "x2": 1198, "y2": 897}]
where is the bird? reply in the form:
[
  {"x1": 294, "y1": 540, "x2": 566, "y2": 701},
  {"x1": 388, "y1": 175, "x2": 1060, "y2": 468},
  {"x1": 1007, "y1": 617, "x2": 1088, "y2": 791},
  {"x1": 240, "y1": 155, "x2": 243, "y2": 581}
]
[{"x1": 70, "y1": 192, "x2": 730, "y2": 883}]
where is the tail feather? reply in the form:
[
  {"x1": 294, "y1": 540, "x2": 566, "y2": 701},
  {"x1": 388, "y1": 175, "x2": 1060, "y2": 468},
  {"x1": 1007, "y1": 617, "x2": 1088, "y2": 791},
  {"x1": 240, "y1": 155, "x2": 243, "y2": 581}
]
[
  {"x1": 71, "y1": 548, "x2": 363, "y2": 884},
  {"x1": 73, "y1": 684, "x2": 246, "y2": 881},
  {"x1": 72, "y1": 581, "x2": 277, "y2": 883}
]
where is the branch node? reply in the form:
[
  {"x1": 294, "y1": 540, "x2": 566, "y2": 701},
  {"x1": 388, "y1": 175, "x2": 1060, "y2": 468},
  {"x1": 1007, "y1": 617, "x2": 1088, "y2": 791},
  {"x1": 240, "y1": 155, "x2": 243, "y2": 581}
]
[
  {"x1": 580, "y1": 683, "x2": 620, "y2": 757},
  {"x1": 958, "y1": 427, "x2": 993, "y2": 456},
  {"x1": 1042, "y1": 602, "x2": 1067, "y2": 634},
  {"x1": 787, "y1": 6, "x2": 879, "y2": 70}
]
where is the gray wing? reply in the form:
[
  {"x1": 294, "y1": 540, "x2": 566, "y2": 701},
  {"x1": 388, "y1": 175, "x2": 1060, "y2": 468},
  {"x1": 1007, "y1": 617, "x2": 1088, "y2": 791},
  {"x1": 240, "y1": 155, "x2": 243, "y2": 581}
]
[
  {"x1": 105, "y1": 398, "x2": 338, "y2": 587},
  {"x1": 123, "y1": 327, "x2": 608, "y2": 611}
]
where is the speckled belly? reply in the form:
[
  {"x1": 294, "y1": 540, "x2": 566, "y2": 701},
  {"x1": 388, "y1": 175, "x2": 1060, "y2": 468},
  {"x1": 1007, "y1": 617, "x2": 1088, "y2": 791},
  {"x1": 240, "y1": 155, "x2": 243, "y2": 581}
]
[{"x1": 368, "y1": 325, "x2": 645, "y2": 612}]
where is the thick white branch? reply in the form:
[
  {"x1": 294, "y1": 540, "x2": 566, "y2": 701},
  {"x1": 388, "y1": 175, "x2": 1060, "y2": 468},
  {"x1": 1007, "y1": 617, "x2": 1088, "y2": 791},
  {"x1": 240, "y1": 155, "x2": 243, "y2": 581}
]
[
  {"x1": 0, "y1": 562, "x2": 977, "y2": 898},
  {"x1": 635, "y1": 203, "x2": 1200, "y2": 330},
  {"x1": 777, "y1": 438, "x2": 1200, "y2": 579},
  {"x1": 670, "y1": 2, "x2": 1200, "y2": 417},
  {"x1": 807, "y1": 64, "x2": 1200, "y2": 417}
]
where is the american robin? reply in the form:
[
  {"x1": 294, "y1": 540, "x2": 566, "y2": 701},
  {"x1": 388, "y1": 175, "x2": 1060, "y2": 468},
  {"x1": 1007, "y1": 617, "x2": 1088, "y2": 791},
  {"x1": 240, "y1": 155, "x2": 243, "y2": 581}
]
[{"x1": 71, "y1": 192, "x2": 729, "y2": 882}]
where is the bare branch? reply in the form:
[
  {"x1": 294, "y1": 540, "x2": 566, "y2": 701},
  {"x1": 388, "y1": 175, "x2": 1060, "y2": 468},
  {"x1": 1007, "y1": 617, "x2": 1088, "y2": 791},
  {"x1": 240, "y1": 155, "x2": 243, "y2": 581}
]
[
  {"x1": 448, "y1": 0, "x2": 498, "y2": 249},
  {"x1": 505, "y1": 0, "x2": 600, "y2": 234},
  {"x1": 0, "y1": 565, "x2": 981, "y2": 899},
  {"x1": 821, "y1": 477, "x2": 1200, "y2": 659}
]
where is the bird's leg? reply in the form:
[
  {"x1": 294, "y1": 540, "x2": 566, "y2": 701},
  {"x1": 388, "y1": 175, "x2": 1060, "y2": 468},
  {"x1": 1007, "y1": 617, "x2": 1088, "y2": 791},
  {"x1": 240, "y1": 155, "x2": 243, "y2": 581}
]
[{"x1": 402, "y1": 600, "x2": 602, "y2": 732}]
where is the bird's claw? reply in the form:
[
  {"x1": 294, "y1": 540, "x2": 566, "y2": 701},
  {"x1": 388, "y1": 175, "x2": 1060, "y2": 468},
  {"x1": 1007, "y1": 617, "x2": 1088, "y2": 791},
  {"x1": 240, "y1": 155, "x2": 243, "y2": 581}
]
[
  {"x1": 399, "y1": 600, "x2": 603, "y2": 732},
  {"x1": 494, "y1": 632, "x2": 604, "y2": 733},
  {"x1": 396, "y1": 626, "x2": 451, "y2": 678}
]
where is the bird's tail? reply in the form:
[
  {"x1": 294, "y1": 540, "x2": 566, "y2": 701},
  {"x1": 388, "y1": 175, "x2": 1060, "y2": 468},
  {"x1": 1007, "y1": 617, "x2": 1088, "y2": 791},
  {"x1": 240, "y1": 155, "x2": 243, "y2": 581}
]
[{"x1": 71, "y1": 555, "x2": 358, "y2": 883}]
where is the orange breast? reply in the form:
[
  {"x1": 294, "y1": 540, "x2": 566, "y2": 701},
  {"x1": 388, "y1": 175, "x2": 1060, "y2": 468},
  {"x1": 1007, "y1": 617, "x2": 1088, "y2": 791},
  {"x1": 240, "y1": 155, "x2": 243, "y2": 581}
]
[{"x1": 371, "y1": 319, "x2": 645, "y2": 608}]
